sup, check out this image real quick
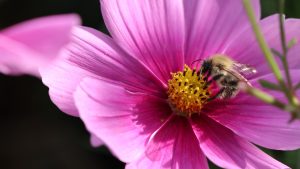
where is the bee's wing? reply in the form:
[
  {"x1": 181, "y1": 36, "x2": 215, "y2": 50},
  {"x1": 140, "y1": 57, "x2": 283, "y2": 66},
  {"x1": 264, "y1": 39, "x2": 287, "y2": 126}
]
[
  {"x1": 233, "y1": 62, "x2": 257, "y2": 75},
  {"x1": 223, "y1": 67, "x2": 253, "y2": 87}
]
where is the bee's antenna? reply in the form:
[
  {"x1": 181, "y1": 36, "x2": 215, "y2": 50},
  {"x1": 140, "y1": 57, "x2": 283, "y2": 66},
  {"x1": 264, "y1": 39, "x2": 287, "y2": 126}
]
[{"x1": 191, "y1": 58, "x2": 203, "y2": 69}]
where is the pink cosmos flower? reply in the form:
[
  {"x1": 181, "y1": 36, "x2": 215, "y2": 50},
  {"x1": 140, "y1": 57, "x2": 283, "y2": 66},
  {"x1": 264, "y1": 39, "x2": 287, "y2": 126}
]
[
  {"x1": 42, "y1": 0, "x2": 300, "y2": 168},
  {"x1": 0, "y1": 14, "x2": 80, "y2": 77}
]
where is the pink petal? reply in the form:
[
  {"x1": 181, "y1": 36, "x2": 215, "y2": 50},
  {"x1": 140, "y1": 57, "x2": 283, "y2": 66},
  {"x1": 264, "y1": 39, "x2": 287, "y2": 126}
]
[
  {"x1": 41, "y1": 54, "x2": 91, "y2": 116},
  {"x1": 127, "y1": 116, "x2": 209, "y2": 169},
  {"x1": 90, "y1": 134, "x2": 104, "y2": 147},
  {"x1": 41, "y1": 26, "x2": 165, "y2": 116},
  {"x1": 0, "y1": 35, "x2": 40, "y2": 76},
  {"x1": 0, "y1": 14, "x2": 80, "y2": 76},
  {"x1": 208, "y1": 70, "x2": 300, "y2": 150},
  {"x1": 225, "y1": 15, "x2": 300, "y2": 78},
  {"x1": 192, "y1": 115, "x2": 289, "y2": 169},
  {"x1": 74, "y1": 77, "x2": 171, "y2": 162},
  {"x1": 184, "y1": 0, "x2": 260, "y2": 64},
  {"x1": 101, "y1": 0, "x2": 185, "y2": 82}
]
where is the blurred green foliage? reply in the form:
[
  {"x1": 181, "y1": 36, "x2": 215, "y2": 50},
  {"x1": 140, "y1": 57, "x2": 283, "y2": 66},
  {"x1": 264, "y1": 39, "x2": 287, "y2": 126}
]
[{"x1": 261, "y1": 0, "x2": 300, "y2": 18}]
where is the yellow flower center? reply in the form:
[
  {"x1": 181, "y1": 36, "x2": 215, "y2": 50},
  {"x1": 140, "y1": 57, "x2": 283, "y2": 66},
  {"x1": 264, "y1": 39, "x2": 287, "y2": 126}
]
[{"x1": 167, "y1": 65, "x2": 211, "y2": 117}]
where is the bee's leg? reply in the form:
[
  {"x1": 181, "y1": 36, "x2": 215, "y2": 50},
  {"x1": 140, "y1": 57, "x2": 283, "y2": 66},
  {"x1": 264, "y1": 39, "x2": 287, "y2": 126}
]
[
  {"x1": 208, "y1": 87, "x2": 225, "y2": 101},
  {"x1": 203, "y1": 68, "x2": 212, "y2": 81},
  {"x1": 205, "y1": 74, "x2": 224, "y2": 91},
  {"x1": 197, "y1": 67, "x2": 203, "y2": 77},
  {"x1": 207, "y1": 74, "x2": 224, "y2": 85}
]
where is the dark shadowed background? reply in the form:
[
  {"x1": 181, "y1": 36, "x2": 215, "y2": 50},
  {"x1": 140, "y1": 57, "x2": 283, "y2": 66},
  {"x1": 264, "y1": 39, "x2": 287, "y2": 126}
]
[{"x1": 0, "y1": 0, "x2": 299, "y2": 169}]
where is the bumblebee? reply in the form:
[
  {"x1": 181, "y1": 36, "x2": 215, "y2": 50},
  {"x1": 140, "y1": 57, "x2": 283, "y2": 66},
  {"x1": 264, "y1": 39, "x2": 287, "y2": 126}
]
[{"x1": 198, "y1": 54, "x2": 257, "y2": 100}]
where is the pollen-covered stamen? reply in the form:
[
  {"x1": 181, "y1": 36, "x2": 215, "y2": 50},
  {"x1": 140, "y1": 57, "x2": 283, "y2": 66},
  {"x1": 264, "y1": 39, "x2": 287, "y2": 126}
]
[{"x1": 167, "y1": 65, "x2": 211, "y2": 117}]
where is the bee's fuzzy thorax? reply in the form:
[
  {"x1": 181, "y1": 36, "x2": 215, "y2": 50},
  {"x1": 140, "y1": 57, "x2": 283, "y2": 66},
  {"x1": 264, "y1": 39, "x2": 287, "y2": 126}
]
[{"x1": 210, "y1": 54, "x2": 234, "y2": 69}]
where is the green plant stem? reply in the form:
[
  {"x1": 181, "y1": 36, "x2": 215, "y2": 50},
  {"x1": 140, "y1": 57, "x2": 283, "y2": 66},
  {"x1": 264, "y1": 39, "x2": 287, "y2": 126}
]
[
  {"x1": 242, "y1": 0, "x2": 300, "y2": 111},
  {"x1": 278, "y1": 0, "x2": 293, "y2": 89},
  {"x1": 244, "y1": 87, "x2": 299, "y2": 115},
  {"x1": 242, "y1": 0, "x2": 285, "y2": 87},
  {"x1": 277, "y1": 0, "x2": 300, "y2": 113}
]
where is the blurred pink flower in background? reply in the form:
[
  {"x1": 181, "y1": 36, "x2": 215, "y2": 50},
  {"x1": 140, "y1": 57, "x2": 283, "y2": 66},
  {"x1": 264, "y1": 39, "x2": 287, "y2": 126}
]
[
  {"x1": 0, "y1": 13, "x2": 105, "y2": 147},
  {"x1": 0, "y1": 14, "x2": 80, "y2": 77},
  {"x1": 40, "y1": 0, "x2": 300, "y2": 168}
]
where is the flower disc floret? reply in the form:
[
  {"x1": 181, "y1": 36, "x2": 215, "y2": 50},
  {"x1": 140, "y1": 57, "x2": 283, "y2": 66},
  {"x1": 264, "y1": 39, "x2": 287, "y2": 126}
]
[{"x1": 167, "y1": 65, "x2": 211, "y2": 117}]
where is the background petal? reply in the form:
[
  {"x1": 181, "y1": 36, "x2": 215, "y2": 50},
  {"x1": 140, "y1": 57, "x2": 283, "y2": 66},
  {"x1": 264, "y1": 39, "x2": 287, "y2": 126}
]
[
  {"x1": 41, "y1": 26, "x2": 165, "y2": 116},
  {"x1": 75, "y1": 77, "x2": 171, "y2": 162},
  {"x1": 192, "y1": 115, "x2": 289, "y2": 169},
  {"x1": 184, "y1": 0, "x2": 260, "y2": 64},
  {"x1": 0, "y1": 14, "x2": 80, "y2": 76},
  {"x1": 101, "y1": 0, "x2": 185, "y2": 82}
]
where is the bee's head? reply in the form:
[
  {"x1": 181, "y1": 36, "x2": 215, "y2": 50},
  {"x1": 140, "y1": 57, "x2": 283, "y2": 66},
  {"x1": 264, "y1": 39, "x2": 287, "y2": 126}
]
[{"x1": 201, "y1": 59, "x2": 213, "y2": 74}]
